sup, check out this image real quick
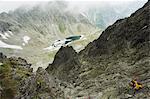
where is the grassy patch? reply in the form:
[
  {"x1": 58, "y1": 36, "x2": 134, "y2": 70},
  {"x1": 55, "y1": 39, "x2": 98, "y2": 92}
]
[
  {"x1": 88, "y1": 68, "x2": 105, "y2": 78},
  {"x1": 0, "y1": 63, "x2": 18, "y2": 99},
  {"x1": 58, "y1": 23, "x2": 66, "y2": 33}
]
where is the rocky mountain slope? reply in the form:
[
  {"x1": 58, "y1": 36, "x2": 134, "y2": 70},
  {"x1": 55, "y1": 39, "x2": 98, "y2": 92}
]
[
  {"x1": 0, "y1": 1, "x2": 147, "y2": 71},
  {"x1": 0, "y1": 1, "x2": 100, "y2": 70},
  {"x1": 46, "y1": 1, "x2": 150, "y2": 98},
  {"x1": 0, "y1": 1, "x2": 150, "y2": 99},
  {"x1": 0, "y1": 53, "x2": 65, "y2": 99}
]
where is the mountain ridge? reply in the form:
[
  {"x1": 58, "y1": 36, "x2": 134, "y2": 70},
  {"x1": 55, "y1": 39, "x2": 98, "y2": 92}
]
[
  {"x1": 46, "y1": 1, "x2": 150, "y2": 98},
  {"x1": 0, "y1": 0, "x2": 150, "y2": 98}
]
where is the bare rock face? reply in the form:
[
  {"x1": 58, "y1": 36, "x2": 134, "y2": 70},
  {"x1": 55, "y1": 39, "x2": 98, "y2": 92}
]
[
  {"x1": 81, "y1": 1, "x2": 150, "y2": 57},
  {"x1": 46, "y1": 1, "x2": 150, "y2": 98},
  {"x1": 17, "y1": 67, "x2": 65, "y2": 99},
  {"x1": 0, "y1": 21, "x2": 12, "y2": 32},
  {"x1": 46, "y1": 46, "x2": 81, "y2": 83},
  {"x1": 51, "y1": 46, "x2": 78, "y2": 66}
]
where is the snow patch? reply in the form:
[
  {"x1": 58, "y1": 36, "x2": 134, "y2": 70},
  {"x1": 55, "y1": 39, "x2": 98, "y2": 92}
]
[
  {"x1": 0, "y1": 31, "x2": 13, "y2": 39},
  {"x1": 8, "y1": 31, "x2": 13, "y2": 36},
  {"x1": 80, "y1": 35, "x2": 87, "y2": 40},
  {"x1": 53, "y1": 40, "x2": 66, "y2": 47},
  {"x1": 4, "y1": 32, "x2": 10, "y2": 38},
  {"x1": 0, "y1": 40, "x2": 23, "y2": 50},
  {"x1": 23, "y1": 36, "x2": 30, "y2": 44},
  {"x1": 22, "y1": 43, "x2": 26, "y2": 46},
  {"x1": 0, "y1": 33, "x2": 7, "y2": 39},
  {"x1": 22, "y1": 36, "x2": 30, "y2": 46},
  {"x1": 43, "y1": 46, "x2": 61, "y2": 51},
  {"x1": 0, "y1": 62, "x2": 3, "y2": 65}
]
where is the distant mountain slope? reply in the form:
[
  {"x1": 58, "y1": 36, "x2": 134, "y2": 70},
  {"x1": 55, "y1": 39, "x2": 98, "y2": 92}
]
[
  {"x1": 0, "y1": 1, "x2": 97, "y2": 47},
  {"x1": 83, "y1": 0, "x2": 147, "y2": 28},
  {"x1": 0, "y1": 1, "x2": 100, "y2": 70}
]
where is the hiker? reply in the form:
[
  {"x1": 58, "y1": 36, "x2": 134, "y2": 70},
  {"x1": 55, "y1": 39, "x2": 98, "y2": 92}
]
[{"x1": 129, "y1": 79, "x2": 143, "y2": 91}]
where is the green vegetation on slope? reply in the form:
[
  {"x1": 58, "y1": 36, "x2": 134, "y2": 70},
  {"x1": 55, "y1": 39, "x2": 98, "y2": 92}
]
[{"x1": 0, "y1": 63, "x2": 17, "y2": 99}]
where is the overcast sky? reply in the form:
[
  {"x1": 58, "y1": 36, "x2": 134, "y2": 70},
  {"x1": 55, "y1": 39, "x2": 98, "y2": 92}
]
[{"x1": 0, "y1": 0, "x2": 148, "y2": 13}]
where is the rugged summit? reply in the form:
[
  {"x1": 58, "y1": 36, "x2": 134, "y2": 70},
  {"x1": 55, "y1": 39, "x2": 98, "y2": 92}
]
[
  {"x1": 0, "y1": 1, "x2": 150, "y2": 99},
  {"x1": 46, "y1": 46, "x2": 81, "y2": 83}
]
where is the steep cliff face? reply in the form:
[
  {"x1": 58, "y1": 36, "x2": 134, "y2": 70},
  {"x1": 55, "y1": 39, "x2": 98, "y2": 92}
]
[
  {"x1": 46, "y1": 46, "x2": 81, "y2": 83},
  {"x1": 46, "y1": 1, "x2": 150, "y2": 98},
  {"x1": 81, "y1": 1, "x2": 150, "y2": 57}
]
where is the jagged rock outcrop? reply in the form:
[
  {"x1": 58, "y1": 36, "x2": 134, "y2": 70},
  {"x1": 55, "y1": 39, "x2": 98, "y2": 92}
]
[
  {"x1": 0, "y1": 52, "x2": 83, "y2": 99},
  {"x1": 46, "y1": 1, "x2": 150, "y2": 98},
  {"x1": 17, "y1": 67, "x2": 66, "y2": 99},
  {"x1": 0, "y1": 53, "x2": 67, "y2": 99},
  {"x1": 46, "y1": 46, "x2": 81, "y2": 83},
  {"x1": 51, "y1": 46, "x2": 78, "y2": 66},
  {"x1": 0, "y1": 54, "x2": 33, "y2": 99}
]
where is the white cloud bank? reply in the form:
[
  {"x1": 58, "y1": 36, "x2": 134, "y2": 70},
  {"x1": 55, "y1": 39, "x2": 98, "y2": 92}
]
[
  {"x1": 0, "y1": 0, "x2": 144, "y2": 1},
  {"x1": 0, "y1": 0, "x2": 147, "y2": 13}
]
